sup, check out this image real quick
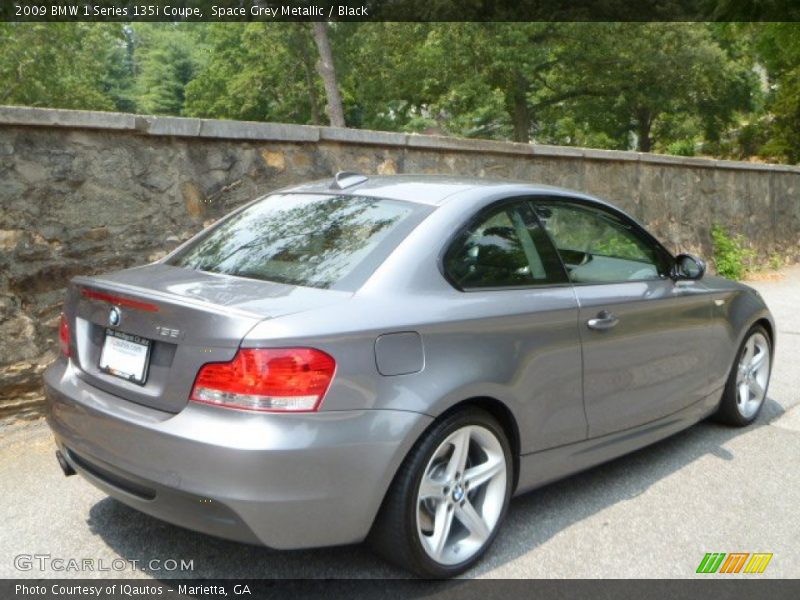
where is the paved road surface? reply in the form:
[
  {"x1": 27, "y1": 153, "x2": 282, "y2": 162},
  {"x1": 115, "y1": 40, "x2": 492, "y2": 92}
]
[{"x1": 2, "y1": 267, "x2": 799, "y2": 579}]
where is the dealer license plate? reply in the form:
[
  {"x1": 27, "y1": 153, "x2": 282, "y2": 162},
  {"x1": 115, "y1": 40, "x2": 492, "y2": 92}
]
[{"x1": 98, "y1": 328, "x2": 152, "y2": 385}]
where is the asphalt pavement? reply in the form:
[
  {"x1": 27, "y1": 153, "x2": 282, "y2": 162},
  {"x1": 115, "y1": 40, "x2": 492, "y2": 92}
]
[{"x1": 2, "y1": 267, "x2": 799, "y2": 579}]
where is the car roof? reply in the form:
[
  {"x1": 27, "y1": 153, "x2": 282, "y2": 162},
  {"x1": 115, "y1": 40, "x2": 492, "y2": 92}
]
[{"x1": 278, "y1": 174, "x2": 588, "y2": 207}]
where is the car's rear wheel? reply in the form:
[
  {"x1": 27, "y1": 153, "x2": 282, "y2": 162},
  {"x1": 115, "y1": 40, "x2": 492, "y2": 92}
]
[
  {"x1": 714, "y1": 324, "x2": 772, "y2": 426},
  {"x1": 369, "y1": 408, "x2": 512, "y2": 577}
]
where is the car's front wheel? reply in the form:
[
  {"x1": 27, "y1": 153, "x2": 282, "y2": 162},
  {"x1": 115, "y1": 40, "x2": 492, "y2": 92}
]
[
  {"x1": 714, "y1": 324, "x2": 772, "y2": 426},
  {"x1": 370, "y1": 408, "x2": 512, "y2": 577}
]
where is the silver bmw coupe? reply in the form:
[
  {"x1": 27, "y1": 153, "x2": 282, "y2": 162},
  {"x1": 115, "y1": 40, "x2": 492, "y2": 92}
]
[{"x1": 45, "y1": 173, "x2": 774, "y2": 577}]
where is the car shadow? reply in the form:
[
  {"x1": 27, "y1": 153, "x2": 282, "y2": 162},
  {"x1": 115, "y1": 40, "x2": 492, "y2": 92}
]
[{"x1": 86, "y1": 397, "x2": 784, "y2": 580}]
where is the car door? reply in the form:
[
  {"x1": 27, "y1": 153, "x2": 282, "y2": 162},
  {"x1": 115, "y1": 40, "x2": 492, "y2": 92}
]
[
  {"x1": 441, "y1": 199, "x2": 587, "y2": 452},
  {"x1": 531, "y1": 197, "x2": 716, "y2": 438}
]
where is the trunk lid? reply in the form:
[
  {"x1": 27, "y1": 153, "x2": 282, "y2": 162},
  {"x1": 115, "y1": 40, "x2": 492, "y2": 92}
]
[{"x1": 66, "y1": 264, "x2": 350, "y2": 413}]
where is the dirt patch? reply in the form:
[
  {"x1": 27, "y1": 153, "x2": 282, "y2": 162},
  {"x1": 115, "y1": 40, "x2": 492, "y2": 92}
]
[{"x1": 745, "y1": 270, "x2": 787, "y2": 282}]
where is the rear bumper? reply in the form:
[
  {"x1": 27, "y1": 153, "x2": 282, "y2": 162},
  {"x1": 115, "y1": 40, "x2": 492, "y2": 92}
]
[{"x1": 44, "y1": 359, "x2": 432, "y2": 549}]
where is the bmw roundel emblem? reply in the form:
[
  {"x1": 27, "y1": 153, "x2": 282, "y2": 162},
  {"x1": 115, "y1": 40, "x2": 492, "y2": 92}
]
[{"x1": 109, "y1": 306, "x2": 121, "y2": 327}]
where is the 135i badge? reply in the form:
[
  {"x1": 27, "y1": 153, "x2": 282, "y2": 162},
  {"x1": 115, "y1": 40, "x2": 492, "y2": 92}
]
[{"x1": 155, "y1": 326, "x2": 181, "y2": 339}]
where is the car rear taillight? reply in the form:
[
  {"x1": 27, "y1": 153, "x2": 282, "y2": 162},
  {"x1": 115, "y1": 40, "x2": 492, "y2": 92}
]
[
  {"x1": 59, "y1": 313, "x2": 71, "y2": 357},
  {"x1": 190, "y1": 348, "x2": 336, "y2": 412}
]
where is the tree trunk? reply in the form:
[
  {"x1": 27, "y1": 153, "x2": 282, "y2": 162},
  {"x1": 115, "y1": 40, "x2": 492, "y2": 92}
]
[
  {"x1": 311, "y1": 22, "x2": 345, "y2": 128},
  {"x1": 296, "y1": 25, "x2": 322, "y2": 125},
  {"x1": 510, "y1": 73, "x2": 531, "y2": 143},
  {"x1": 636, "y1": 108, "x2": 653, "y2": 153}
]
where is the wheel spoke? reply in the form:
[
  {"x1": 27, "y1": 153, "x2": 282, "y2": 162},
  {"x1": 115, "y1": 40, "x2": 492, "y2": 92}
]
[
  {"x1": 428, "y1": 501, "x2": 454, "y2": 560},
  {"x1": 741, "y1": 338, "x2": 754, "y2": 367},
  {"x1": 455, "y1": 499, "x2": 491, "y2": 543},
  {"x1": 750, "y1": 347, "x2": 767, "y2": 371},
  {"x1": 419, "y1": 475, "x2": 444, "y2": 501},
  {"x1": 749, "y1": 378, "x2": 765, "y2": 399},
  {"x1": 738, "y1": 382, "x2": 750, "y2": 405},
  {"x1": 445, "y1": 428, "x2": 471, "y2": 480},
  {"x1": 463, "y1": 457, "x2": 504, "y2": 490},
  {"x1": 739, "y1": 339, "x2": 753, "y2": 371}
]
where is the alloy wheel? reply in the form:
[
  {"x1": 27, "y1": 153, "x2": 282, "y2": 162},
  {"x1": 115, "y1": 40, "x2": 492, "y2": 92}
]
[
  {"x1": 415, "y1": 425, "x2": 507, "y2": 566},
  {"x1": 735, "y1": 331, "x2": 770, "y2": 419}
]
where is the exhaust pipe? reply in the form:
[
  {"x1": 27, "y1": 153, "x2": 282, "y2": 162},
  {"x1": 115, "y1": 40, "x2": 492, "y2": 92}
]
[{"x1": 56, "y1": 450, "x2": 76, "y2": 477}]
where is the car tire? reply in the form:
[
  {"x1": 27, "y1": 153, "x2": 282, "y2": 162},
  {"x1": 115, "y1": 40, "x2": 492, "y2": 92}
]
[
  {"x1": 369, "y1": 407, "x2": 513, "y2": 578},
  {"x1": 713, "y1": 324, "x2": 772, "y2": 427}
]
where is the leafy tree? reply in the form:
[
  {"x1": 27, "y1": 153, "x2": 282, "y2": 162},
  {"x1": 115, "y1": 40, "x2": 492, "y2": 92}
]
[
  {"x1": 184, "y1": 23, "x2": 322, "y2": 124},
  {"x1": 335, "y1": 23, "x2": 593, "y2": 142},
  {"x1": 751, "y1": 23, "x2": 800, "y2": 162},
  {"x1": 335, "y1": 23, "x2": 753, "y2": 149},
  {"x1": 407, "y1": 23, "x2": 592, "y2": 142},
  {"x1": 100, "y1": 25, "x2": 137, "y2": 113},
  {"x1": 332, "y1": 23, "x2": 441, "y2": 131},
  {"x1": 469, "y1": 23, "x2": 604, "y2": 143},
  {"x1": 549, "y1": 24, "x2": 757, "y2": 152},
  {"x1": 131, "y1": 23, "x2": 203, "y2": 116},
  {"x1": 0, "y1": 23, "x2": 123, "y2": 110},
  {"x1": 0, "y1": 21, "x2": 790, "y2": 165}
]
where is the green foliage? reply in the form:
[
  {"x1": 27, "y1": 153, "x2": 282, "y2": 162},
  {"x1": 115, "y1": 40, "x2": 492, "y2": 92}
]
[
  {"x1": 593, "y1": 234, "x2": 648, "y2": 261},
  {"x1": 184, "y1": 23, "x2": 323, "y2": 124},
  {"x1": 0, "y1": 23, "x2": 124, "y2": 110},
  {"x1": 2, "y1": 21, "x2": 799, "y2": 167},
  {"x1": 666, "y1": 140, "x2": 697, "y2": 157},
  {"x1": 550, "y1": 24, "x2": 756, "y2": 153},
  {"x1": 744, "y1": 23, "x2": 800, "y2": 163},
  {"x1": 132, "y1": 23, "x2": 203, "y2": 116},
  {"x1": 100, "y1": 26, "x2": 136, "y2": 113},
  {"x1": 711, "y1": 225, "x2": 753, "y2": 280},
  {"x1": 759, "y1": 70, "x2": 800, "y2": 162},
  {"x1": 544, "y1": 205, "x2": 650, "y2": 262},
  {"x1": 768, "y1": 253, "x2": 783, "y2": 271}
]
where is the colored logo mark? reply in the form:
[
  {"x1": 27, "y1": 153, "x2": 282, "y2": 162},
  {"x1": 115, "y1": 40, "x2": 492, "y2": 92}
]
[{"x1": 696, "y1": 552, "x2": 773, "y2": 574}]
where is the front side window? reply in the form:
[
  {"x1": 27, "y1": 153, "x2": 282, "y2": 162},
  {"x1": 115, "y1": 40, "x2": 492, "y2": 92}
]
[
  {"x1": 444, "y1": 202, "x2": 567, "y2": 289},
  {"x1": 533, "y1": 200, "x2": 667, "y2": 284},
  {"x1": 168, "y1": 194, "x2": 423, "y2": 290}
]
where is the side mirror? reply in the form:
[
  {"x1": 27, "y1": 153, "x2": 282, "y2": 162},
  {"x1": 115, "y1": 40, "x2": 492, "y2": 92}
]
[{"x1": 674, "y1": 253, "x2": 706, "y2": 280}]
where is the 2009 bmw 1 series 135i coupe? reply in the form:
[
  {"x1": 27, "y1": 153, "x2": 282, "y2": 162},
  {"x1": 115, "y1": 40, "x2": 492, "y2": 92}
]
[{"x1": 46, "y1": 173, "x2": 774, "y2": 577}]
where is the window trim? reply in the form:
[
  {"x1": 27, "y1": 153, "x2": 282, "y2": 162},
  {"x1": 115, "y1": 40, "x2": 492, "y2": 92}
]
[
  {"x1": 438, "y1": 196, "x2": 571, "y2": 293},
  {"x1": 529, "y1": 196, "x2": 675, "y2": 286}
]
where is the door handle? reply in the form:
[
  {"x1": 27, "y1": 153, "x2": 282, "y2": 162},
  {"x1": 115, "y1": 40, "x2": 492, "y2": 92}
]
[{"x1": 587, "y1": 310, "x2": 619, "y2": 331}]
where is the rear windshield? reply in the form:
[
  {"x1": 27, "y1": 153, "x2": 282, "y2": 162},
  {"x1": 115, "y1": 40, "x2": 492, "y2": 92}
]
[{"x1": 168, "y1": 193, "x2": 427, "y2": 290}]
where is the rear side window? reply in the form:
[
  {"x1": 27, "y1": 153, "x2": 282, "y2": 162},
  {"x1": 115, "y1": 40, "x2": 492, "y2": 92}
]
[
  {"x1": 444, "y1": 201, "x2": 568, "y2": 290},
  {"x1": 168, "y1": 194, "x2": 424, "y2": 290}
]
